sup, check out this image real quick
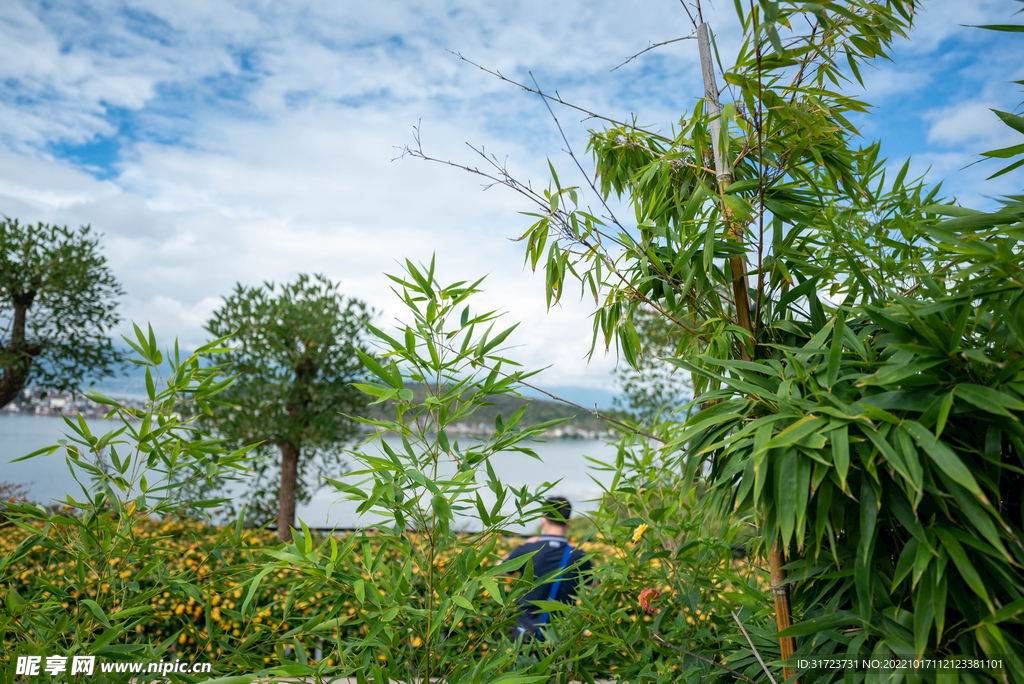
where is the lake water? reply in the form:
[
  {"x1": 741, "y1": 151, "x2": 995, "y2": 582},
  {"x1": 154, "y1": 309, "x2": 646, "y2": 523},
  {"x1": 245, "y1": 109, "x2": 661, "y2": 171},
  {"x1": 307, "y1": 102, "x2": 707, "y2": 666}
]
[{"x1": 0, "y1": 414, "x2": 619, "y2": 531}]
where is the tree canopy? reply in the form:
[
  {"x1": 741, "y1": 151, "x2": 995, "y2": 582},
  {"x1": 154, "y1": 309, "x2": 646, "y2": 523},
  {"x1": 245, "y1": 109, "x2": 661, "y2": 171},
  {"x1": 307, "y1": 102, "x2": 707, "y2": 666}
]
[
  {"x1": 203, "y1": 273, "x2": 372, "y2": 541},
  {"x1": 0, "y1": 218, "x2": 123, "y2": 409}
]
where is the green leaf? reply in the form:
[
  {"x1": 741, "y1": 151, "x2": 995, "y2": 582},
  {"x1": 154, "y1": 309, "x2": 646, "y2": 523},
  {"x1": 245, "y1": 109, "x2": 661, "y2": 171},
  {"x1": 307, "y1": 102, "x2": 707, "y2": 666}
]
[
  {"x1": 903, "y1": 421, "x2": 986, "y2": 501},
  {"x1": 431, "y1": 492, "x2": 451, "y2": 521},
  {"x1": 826, "y1": 314, "x2": 845, "y2": 388},
  {"x1": 527, "y1": 599, "x2": 573, "y2": 613},
  {"x1": 831, "y1": 424, "x2": 850, "y2": 492},
  {"x1": 971, "y1": 24, "x2": 1024, "y2": 32},
  {"x1": 480, "y1": 576, "x2": 504, "y2": 606},
  {"x1": 81, "y1": 599, "x2": 111, "y2": 628},
  {"x1": 934, "y1": 528, "x2": 994, "y2": 612},
  {"x1": 775, "y1": 610, "x2": 859, "y2": 638},
  {"x1": 298, "y1": 519, "x2": 313, "y2": 554},
  {"x1": 988, "y1": 156, "x2": 1024, "y2": 180},
  {"x1": 485, "y1": 553, "x2": 533, "y2": 576},
  {"x1": 954, "y1": 384, "x2": 1024, "y2": 420},
  {"x1": 452, "y1": 595, "x2": 474, "y2": 610},
  {"x1": 914, "y1": 571, "x2": 935, "y2": 658},
  {"x1": 980, "y1": 142, "x2": 1024, "y2": 159},
  {"x1": 935, "y1": 391, "x2": 954, "y2": 438},
  {"x1": 766, "y1": 416, "x2": 828, "y2": 450},
  {"x1": 240, "y1": 567, "x2": 275, "y2": 615},
  {"x1": 85, "y1": 390, "x2": 120, "y2": 407},
  {"x1": 775, "y1": 449, "x2": 798, "y2": 548},
  {"x1": 859, "y1": 477, "x2": 878, "y2": 565},
  {"x1": 993, "y1": 109, "x2": 1024, "y2": 135},
  {"x1": 357, "y1": 350, "x2": 401, "y2": 389}
]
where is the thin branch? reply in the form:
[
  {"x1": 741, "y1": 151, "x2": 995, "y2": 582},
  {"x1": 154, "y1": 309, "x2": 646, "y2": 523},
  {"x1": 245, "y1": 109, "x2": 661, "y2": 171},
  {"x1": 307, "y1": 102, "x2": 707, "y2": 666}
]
[
  {"x1": 651, "y1": 633, "x2": 758, "y2": 684},
  {"x1": 397, "y1": 125, "x2": 714, "y2": 339},
  {"x1": 679, "y1": 0, "x2": 698, "y2": 29},
  {"x1": 786, "y1": 22, "x2": 820, "y2": 104},
  {"x1": 901, "y1": 257, "x2": 961, "y2": 297},
  {"x1": 448, "y1": 51, "x2": 733, "y2": 338},
  {"x1": 527, "y1": 73, "x2": 721, "y2": 337},
  {"x1": 611, "y1": 33, "x2": 697, "y2": 72},
  {"x1": 449, "y1": 52, "x2": 676, "y2": 144},
  {"x1": 731, "y1": 611, "x2": 779, "y2": 684},
  {"x1": 528, "y1": 71, "x2": 628, "y2": 235}
]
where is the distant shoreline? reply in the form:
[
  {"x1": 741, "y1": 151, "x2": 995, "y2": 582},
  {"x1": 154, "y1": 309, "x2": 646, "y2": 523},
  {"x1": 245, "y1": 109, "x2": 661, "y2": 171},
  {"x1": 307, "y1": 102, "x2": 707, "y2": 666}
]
[
  {"x1": 0, "y1": 410, "x2": 616, "y2": 441},
  {"x1": 2, "y1": 388, "x2": 619, "y2": 440}
]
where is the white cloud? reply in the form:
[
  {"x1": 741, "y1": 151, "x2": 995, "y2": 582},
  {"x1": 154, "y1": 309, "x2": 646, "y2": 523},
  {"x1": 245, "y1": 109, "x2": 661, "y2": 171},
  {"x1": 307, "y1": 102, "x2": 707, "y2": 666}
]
[
  {"x1": 926, "y1": 102, "x2": 1006, "y2": 147},
  {"x1": 1, "y1": 0, "x2": 1022, "y2": 395}
]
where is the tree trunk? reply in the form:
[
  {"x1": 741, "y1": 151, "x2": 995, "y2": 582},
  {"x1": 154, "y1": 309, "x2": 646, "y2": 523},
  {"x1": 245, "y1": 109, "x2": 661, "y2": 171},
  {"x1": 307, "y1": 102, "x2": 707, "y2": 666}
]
[
  {"x1": 276, "y1": 441, "x2": 300, "y2": 543},
  {"x1": 0, "y1": 292, "x2": 41, "y2": 409}
]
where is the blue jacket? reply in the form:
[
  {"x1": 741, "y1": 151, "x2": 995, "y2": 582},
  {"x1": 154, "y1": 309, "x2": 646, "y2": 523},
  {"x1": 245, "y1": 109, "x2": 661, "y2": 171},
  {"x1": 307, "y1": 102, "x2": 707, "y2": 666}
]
[{"x1": 504, "y1": 535, "x2": 593, "y2": 619}]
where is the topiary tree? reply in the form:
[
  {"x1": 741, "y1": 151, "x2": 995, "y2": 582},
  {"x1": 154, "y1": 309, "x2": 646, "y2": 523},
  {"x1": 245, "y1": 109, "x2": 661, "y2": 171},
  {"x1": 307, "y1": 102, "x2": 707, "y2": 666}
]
[
  {"x1": 203, "y1": 273, "x2": 372, "y2": 542},
  {"x1": 0, "y1": 218, "x2": 123, "y2": 408}
]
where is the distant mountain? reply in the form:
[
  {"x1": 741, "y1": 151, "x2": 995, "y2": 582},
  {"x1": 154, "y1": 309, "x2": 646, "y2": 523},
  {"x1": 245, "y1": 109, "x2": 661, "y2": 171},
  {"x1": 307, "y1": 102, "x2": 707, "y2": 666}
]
[
  {"x1": 89, "y1": 346, "x2": 621, "y2": 413},
  {"x1": 518, "y1": 385, "x2": 619, "y2": 411},
  {"x1": 363, "y1": 385, "x2": 618, "y2": 435},
  {"x1": 82, "y1": 346, "x2": 621, "y2": 433}
]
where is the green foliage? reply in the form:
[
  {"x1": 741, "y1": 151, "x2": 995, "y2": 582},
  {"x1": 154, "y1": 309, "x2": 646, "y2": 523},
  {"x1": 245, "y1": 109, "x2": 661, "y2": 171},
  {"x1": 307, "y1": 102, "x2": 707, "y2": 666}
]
[
  {"x1": 202, "y1": 274, "x2": 372, "y2": 532},
  {"x1": 0, "y1": 325, "x2": 259, "y2": 683},
  {"x1": 550, "y1": 437, "x2": 775, "y2": 684},
  {"x1": 495, "y1": 1, "x2": 1024, "y2": 681},
  {"x1": 0, "y1": 218, "x2": 123, "y2": 409},
  {"x1": 242, "y1": 259, "x2": 775, "y2": 683},
  {"x1": 274, "y1": 259, "x2": 575, "y2": 682}
]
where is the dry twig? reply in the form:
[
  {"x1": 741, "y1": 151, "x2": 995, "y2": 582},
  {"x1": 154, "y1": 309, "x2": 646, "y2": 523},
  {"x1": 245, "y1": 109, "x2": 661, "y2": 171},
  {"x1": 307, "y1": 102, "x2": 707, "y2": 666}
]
[
  {"x1": 448, "y1": 52, "x2": 677, "y2": 144},
  {"x1": 731, "y1": 611, "x2": 780, "y2": 684},
  {"x1": 611, "y1": 33, "x2": 697, "y2": 72},
  {"x1": 651, "y1": 633, "x2": 758, "y2": 684}
]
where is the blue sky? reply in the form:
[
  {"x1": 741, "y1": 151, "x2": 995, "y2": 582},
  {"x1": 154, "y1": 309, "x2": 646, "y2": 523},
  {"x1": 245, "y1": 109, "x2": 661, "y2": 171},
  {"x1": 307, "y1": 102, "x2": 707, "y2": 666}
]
[{"x1": 1, "y1": 0, "x2": 1021, "y2": 395}]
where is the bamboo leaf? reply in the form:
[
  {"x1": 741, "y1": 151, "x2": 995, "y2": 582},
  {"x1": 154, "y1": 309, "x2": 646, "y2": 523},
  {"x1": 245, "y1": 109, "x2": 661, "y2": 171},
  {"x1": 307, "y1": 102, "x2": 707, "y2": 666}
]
[
  {"x1": 934, "y1": 528, "x2": 994, "y2": 612},
  {"x1": 831, "y1": 424, "x2": 850, "y2": 492},
  {"x1": 903, "y1": 421, "x2": 986, "y2": 502},
  {"x1": 776, "y1": 610, "x2": 860, "y2": 638},
  {"x1": 954, "y1": 384, "x2": 1024, "y2": 420}
]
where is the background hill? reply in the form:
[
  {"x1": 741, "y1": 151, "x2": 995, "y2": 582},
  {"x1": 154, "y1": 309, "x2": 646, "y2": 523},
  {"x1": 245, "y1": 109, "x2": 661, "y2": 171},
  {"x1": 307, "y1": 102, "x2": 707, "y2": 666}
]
[{"x1": 364, "y1": 385, "x2": 615, "y2": 437}]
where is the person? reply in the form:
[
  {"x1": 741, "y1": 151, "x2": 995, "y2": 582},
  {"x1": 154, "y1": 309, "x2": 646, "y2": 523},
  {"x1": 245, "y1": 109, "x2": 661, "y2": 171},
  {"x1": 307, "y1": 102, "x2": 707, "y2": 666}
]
[{"x1": 503, "y1": 496, "x2": 593, "y2": 641}]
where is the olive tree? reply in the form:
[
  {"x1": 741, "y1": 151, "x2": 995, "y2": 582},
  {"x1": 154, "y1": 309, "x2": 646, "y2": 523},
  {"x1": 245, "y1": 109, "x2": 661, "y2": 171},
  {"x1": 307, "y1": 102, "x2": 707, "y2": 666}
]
[
  {"x1": 203, "y1": 274, "x2": 372, "y2": 542},
  {"x1": 0, "y1": 218, "x2": 123, "y2": 408}
]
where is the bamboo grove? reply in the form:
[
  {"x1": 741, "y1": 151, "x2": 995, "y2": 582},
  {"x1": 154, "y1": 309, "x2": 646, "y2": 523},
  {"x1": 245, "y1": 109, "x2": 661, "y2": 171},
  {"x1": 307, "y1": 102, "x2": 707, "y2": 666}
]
[{"x1": 497, "y1": 0, "x2": 1024, "y2": 680}]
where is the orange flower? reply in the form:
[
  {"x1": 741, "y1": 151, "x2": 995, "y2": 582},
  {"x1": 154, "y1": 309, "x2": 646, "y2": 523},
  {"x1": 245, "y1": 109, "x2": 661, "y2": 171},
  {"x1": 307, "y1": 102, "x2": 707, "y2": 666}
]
[{"x1": 638, "y1": 587, "x2": 661, "y2": 614}]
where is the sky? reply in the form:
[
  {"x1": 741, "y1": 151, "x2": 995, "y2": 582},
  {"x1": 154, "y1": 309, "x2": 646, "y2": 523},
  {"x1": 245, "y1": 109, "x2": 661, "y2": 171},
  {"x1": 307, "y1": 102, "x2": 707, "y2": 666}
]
[{"x1": 1, "y1": 0, "x2": 1022, "y2": 399}]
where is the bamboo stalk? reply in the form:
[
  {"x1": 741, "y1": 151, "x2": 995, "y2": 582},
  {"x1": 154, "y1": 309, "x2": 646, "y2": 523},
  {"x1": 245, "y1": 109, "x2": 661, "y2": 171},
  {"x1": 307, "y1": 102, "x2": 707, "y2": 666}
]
[
  {"x1": 696, "y1": 22, "x2": 753, "y2": 359},
  {"x1": 696, "y1": 19, "x2": 798, "y2": 683},
  {"x1": 770, "y1": 541, "x2": 797, "y2": 682}
]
